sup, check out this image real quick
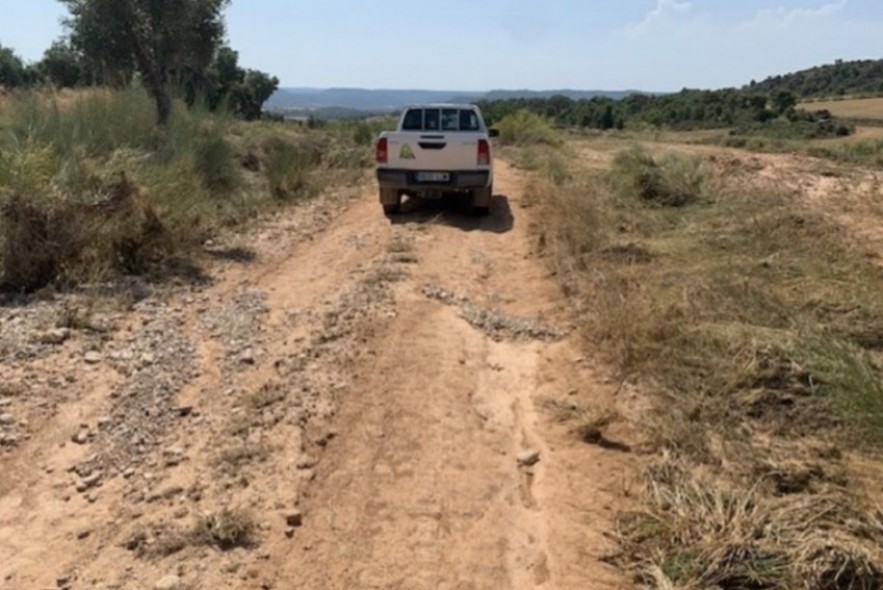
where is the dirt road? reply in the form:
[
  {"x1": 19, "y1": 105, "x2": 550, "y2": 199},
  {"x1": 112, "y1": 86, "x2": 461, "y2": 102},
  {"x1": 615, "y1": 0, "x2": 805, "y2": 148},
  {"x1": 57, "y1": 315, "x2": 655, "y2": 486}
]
[{"x1": 0, "y1": 162, "x2": 632, "y2": 589}]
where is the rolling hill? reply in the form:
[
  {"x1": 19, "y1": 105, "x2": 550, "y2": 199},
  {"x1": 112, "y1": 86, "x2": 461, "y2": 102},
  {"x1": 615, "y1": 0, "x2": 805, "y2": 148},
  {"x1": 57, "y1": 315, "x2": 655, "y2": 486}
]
[{"x1": 747, "y1": 58, "x2": 883, "y2": 99}]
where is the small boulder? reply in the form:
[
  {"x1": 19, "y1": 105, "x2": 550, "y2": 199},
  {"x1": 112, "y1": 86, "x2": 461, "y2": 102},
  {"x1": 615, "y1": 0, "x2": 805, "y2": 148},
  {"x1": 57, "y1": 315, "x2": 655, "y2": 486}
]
[
  {"x1": 517, "y1": 450, "x2": 541, "y2": 467},
  {"x1": 284, "y1": 509, "x2": 303, "y2": 527}
]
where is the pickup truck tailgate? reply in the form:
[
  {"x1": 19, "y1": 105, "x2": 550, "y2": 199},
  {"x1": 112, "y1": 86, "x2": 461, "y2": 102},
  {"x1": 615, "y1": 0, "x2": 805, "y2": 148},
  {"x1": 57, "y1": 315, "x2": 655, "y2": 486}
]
[{"x1": 384, "y1": 132, "x2": 485, "y2": 171}]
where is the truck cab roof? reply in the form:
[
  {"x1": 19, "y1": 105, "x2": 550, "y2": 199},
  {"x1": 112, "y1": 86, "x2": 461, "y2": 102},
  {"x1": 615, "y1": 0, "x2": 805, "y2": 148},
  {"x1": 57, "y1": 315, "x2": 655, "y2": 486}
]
[{"x1": 404, "y1": 103, "x2": 480, "y2": 110}]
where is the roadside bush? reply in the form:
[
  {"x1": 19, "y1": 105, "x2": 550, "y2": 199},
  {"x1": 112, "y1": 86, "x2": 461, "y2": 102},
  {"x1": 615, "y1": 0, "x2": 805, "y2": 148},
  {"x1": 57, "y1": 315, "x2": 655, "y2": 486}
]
[
  {"x1": 353, "y1": 121, "x2": 374, "y2": 146},
  {"x1": 0, "y1": 174, "x2": 169, "y2": 291},
  {"x1": 609, "y1": 147, "x2": 711, "y2": 207},
  {"x1": 495, "y1": 110, "x2": 561, "y2": 146},
  {"x1": 261, "y1": 136, "x2": 319, "y2": 200},
  {"x1": 0, "y1": 87, "x2": 373, "y2": 292}
]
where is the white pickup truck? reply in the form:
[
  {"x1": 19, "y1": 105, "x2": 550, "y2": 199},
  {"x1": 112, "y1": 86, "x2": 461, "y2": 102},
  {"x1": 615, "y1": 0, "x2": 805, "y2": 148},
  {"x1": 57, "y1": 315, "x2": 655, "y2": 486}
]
[{"x1": 375, "y1": 104, "x2": 499, "y2": 216}]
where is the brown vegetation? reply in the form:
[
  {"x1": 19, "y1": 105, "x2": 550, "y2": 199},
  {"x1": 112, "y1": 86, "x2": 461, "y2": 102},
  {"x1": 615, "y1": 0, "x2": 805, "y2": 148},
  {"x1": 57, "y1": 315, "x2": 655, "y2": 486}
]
[{"x1": 527, "y1": 139, "x2": 883, "y2": 589}]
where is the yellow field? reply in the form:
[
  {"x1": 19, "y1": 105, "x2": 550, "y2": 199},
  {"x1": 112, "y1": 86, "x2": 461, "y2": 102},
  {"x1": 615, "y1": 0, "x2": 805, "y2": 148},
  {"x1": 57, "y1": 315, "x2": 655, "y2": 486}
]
[{"x1": 803, "y1": 96, "x2": 883, "y2": 120}]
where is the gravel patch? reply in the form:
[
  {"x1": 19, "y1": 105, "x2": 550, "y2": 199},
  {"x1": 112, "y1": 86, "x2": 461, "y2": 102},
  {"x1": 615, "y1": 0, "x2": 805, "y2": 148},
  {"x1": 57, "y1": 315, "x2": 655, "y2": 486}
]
[{"x1": 422, "y1": 284, "x2": 565, "y2": 342}]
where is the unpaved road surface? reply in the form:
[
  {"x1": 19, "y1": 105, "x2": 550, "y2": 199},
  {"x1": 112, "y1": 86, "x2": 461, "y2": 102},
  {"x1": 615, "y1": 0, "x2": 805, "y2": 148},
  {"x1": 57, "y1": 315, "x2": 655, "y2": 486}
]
[{"x1": 0, "y1": 162, "x2": 632, "y2": 589}]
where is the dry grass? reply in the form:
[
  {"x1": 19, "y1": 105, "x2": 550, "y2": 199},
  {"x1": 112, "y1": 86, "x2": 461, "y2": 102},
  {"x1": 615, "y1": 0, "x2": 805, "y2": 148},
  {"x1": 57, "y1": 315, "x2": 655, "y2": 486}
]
[
  {"x1": 524, "y1": 136, "x2": 883, "y2": 588},
  {"x1": 248, "y1": 381, "x2": 287, "y2": 410},
  {"x1": 803, "y1": 97, "x2": 883, "y2": 121},
  {"x1": 125, "y1": 508, "x2": 259, "y2": 558},
  {"x1": 617, "y1": 455, "x2": 883, "y2": 590},
  {"x1": 215, "y1": 442, "x2": 270, "y2": 472},
  {"x1": 544, "y1": 398, "x2": 620, "y2": 446},
  {"x1": 191, "y1": 508, "x2": 259, "y2": 550}
]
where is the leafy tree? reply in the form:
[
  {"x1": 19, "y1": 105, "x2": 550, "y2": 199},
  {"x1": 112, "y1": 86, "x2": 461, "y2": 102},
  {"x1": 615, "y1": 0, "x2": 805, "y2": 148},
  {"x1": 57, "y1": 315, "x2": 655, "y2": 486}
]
[
  {"x1": 38, "y1": 39, "x2": 85, "y2": 88},
  {"x1": 233, "y1": 69, "x2": 279, "y2": 120},
  {"x1": 0, "y1": 44, "x2": 27, "y2": 88},
  {"x1": 181, "y1": 46, "x2": 279, "y2": 120},
  {"x1": 771, "y1": 91, "x2": 797, "y2": 116},
  {"x1": 61, "y1": 0, "x2": 230, "y2": 124},
  {"x1": 599, "y1": 104, "x2": 615, "y2": 130}
]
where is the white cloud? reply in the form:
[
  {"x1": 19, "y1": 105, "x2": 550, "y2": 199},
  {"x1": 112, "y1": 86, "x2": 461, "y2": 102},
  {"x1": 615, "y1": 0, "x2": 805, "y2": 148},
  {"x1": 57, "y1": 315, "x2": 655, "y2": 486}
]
[
  {"x1": 751, "y1": 0, "x2": 848, "y2": 27},
  {"x1": 627, "y1": 0, "x2": 692, "y2": 35}
]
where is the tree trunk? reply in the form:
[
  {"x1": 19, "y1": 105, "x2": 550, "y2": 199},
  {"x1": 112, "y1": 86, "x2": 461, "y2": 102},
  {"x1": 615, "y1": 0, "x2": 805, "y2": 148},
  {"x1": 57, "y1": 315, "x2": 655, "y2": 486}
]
[
  {"x1": 151, "y1": 84, "x2": 172, "y2": 125},
  {"x1": 125, "y1": 18, "x2": 171, "y2": 125}
]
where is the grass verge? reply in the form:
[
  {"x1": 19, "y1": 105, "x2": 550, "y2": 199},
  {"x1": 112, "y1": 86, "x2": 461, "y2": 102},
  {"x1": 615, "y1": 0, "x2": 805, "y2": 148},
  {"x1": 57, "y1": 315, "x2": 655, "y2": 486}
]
[{"x1": 525, "y1": 140, "x2": 883, "y2": 588}]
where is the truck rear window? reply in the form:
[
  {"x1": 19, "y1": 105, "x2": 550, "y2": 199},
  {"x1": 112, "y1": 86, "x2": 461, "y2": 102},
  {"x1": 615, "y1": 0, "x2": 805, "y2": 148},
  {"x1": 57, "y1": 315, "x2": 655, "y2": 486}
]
[{"x1": 401, "y1": 108, "x2": 481, "y2": 132}]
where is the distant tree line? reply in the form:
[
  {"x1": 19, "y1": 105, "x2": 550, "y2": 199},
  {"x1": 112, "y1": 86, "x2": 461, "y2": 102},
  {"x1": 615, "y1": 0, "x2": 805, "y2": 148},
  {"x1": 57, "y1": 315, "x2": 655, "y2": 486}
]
[
  {"x1": 0, "y1": 0, "x2": 279, "y2": 123},
  {"x1": 478, "y1": 59, "x2": 883, "y2": 134},
  {"x1": 479, "y1": 87, "x2": 851, "y2": 137}
]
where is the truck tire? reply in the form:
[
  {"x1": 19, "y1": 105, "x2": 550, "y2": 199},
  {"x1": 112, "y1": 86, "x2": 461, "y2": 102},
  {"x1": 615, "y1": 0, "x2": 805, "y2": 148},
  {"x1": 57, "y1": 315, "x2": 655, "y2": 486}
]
[
  {"x1": 380, "y1": 188, "x2": 401, "y2": 216},
  {"x1": 472, "y1": 185, "x2": 492, "y2": 216}
]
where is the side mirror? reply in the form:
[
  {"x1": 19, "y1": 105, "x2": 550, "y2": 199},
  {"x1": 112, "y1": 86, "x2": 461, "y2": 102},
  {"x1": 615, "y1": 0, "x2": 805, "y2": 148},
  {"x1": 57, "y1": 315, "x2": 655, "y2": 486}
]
[{"x1": 488, "y1": 128, "x2": 500, "y2": 138}]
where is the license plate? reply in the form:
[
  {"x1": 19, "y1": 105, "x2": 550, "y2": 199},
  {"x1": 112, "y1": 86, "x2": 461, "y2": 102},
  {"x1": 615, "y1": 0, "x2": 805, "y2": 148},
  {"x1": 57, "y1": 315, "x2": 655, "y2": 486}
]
[{"x1": 416, "y1": 172, "x2": 450, "y2": 183}]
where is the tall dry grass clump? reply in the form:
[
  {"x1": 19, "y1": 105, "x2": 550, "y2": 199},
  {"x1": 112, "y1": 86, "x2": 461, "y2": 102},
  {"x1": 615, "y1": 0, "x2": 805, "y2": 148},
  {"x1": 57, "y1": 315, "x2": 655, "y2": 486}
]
[{"x1": 609, "y1": 147, "x2": 713, "y2": 207}]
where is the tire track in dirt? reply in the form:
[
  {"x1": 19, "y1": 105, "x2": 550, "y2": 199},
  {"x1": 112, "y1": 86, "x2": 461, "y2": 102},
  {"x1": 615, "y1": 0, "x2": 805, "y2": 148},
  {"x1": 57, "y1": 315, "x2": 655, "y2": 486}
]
[{"x1": 264, "y1": 161, "x2": 631, "y2": 590}]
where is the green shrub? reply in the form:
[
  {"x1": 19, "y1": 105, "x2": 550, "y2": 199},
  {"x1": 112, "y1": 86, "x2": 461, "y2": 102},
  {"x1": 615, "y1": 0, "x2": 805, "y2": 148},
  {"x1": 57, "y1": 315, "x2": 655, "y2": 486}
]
[
  {"x1": 193, "y1": 127, "x2": 238, "y2": 192},
  {"x1": 495, "y1": 110, "x2": 561, "y2": 146},
  {"x1": 353, "y1": 121, "x2": 374, "y2": 146},
  {"x1": 262, "y1": 136, "x2": 316, "y2": 200},
  {"x1": 803, "y1": 338, "x2": 883, "y2": 441}
]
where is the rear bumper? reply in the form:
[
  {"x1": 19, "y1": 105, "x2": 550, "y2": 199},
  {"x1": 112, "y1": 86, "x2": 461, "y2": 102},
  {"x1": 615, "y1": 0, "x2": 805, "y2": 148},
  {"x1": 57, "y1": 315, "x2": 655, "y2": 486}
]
[{"x1": 377, "y1": 169, "x2": 491, "y2": 191}]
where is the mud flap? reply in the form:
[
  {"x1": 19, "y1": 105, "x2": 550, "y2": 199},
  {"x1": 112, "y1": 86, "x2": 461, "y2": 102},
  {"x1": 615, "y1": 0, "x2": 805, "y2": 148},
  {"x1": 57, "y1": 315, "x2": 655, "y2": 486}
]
[
  {"x1": 380, "y1": 188, "x2": 400, "y2": 205},
  {"x1": 472, "y1": 186, "x2": 493, "y2": 208}
]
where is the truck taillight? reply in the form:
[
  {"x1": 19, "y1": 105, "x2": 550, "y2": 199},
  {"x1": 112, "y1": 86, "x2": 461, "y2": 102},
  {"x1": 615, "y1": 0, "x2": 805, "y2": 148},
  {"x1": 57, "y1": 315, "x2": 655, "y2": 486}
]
[
  {"x1": 477, "y1": 139, "x2": 490, "y2": 166},
  {"x1": 376, "y1": 137, "x2": 388, "y2": 164}
]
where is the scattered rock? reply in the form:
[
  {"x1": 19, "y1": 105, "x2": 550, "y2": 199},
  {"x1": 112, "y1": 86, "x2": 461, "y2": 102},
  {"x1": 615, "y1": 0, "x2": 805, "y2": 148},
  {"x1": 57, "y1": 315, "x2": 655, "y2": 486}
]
[
  {"x1": 38, "y1": 328, "x2": 71, "y2": 345},
  {"x1": 422, "y1": 285, "x2": 564, "y2": 342},
  {"x1": 517, "y1": 450, "x2": 541, "y2": 467},
  {"x1": 84, "y1": 351, "x2": 103, "y2": 365},
  {"x1": 295, "y1": 454, "x2": 317, "y2": 470},
  {"x1": 71, "y1": 430, "x2": 89, "y2": 445},
  {"x1": 81, "y1": 471, "x2": 103, "y2": 488},
  {"x1": 239, "y1": 349, "x2": 256, "y2": 365},
  {"x1": 284, "y1": 509, "x2": 303, "y2": 527},
  {"x1": 223, "y1": 562, "x2": 241, "y2": 574},
  {"x1": 0, "y1": 413, "x2": 14, "y2": 426},
  {"x1": 76, "y1": 528, "x2": 91, "y2": 540},
  {"x1": 155, "y1": 574, "x2": 181, "y2": 590}
]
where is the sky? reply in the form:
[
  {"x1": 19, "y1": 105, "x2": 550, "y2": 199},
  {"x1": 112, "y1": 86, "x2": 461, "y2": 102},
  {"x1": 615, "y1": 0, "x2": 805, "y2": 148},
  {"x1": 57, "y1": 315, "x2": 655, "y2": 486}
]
[{"x1": 0, "y1": 0, "x2": 881, "y2": 91}]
